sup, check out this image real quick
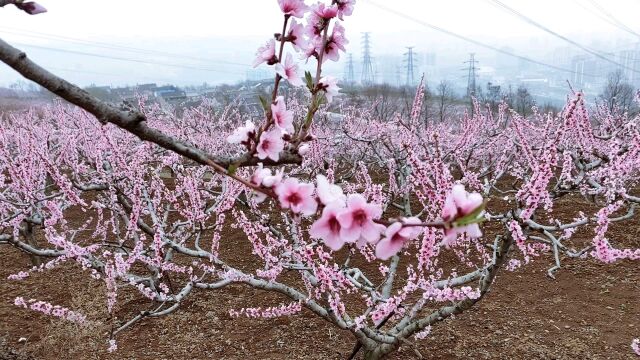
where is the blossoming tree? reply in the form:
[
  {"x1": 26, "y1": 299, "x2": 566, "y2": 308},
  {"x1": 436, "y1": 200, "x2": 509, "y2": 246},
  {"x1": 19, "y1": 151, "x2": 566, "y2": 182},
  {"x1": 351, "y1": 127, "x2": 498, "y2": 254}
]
[{"x1": 0, "y1": 0, "x2": 639, "y2": 358}]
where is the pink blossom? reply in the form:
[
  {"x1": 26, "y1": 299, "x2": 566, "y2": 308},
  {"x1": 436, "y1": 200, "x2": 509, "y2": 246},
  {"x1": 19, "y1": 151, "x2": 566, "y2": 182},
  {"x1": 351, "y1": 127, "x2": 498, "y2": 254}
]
[
  {"x1": 253, "y1": 39, "x2": 277, "y2": 68},
  {"x1": 287, "y1": 19, "x2": 308, "y2": 52},
  {"x1": 441, "y1": 184, "x2": 484, "y2": 246},
  {"x1": 14, "y1": 297, "x2": 86, "y2": 324},
  {"x1": 275, "y1": 53, "x2": 304, "y2": 87},
  {"x1": 312, "y1": 2, "x2": 338, "y2": 20},
  {"x1": 275, "y1": 178, "x2": 318, "y2": 216},
  {"x1": 632, "y1": 339, "x2": 640, "y2": 356},
  {"x1": 316, "y1": 174, "x2": 345, "y2": 206},
  {"x1": 335, "y1": 0, "x2": 355, "y2": 19},
  {"x1": 256, "y1": 128, "x2": 285, "y2": 161},
  {"x1": 318, "y1": 76, "x2": 340, "y2": 103},
  {"x1": 320, "y1": 22, "x2": 348, "y2": 63},
  {"x1": 375, "y1": 217, "x2": 422, "y2": 260},
  {"x1": 298, "y1": 144, "x2": 310, "y2": 155},
  {"x1": 443, "y1": 223, "x2": 482, "y2": 247},
  {"x1": 227, "y1": 120, "x2": 255, "y2": 144},
  {"x1": 300, "y1": 3, "x2": 336, "y2": 55},
  {"x1": 251, "y1": 163, "x2": 272, "y2": 186},
  {"x1": 278, "y1": 0, "x2": 308, "y2": 18},
  {"x1": 442, "y1": 184, "x2": 483, "y2": 221},
  {"x1": 271, "y1": 96, "x2": 295, "y2": 133},
  {"x1": 301, "y1": 40, "x2": 319, "y2": 60},
  {"x1": 230, "y1": 301, "x2": 302, "y2": 318},
  {"x1": 250, "y1": 164, "x2": 272, "y2": 202},
  {"x1": 423, "y1": 286, "x2": 481, "y2": 302},
  {"x1": 304, "y1": 19, "x2": 324, "y2": 45},
  {"x1": 13, "y1": 1, "x2": 47, "y2": 15},
  {"x1": 337, "y1": 194, "x2": 384, "y2": 244},
  {"x1": 310, "y1": 202, "x2": 345, "y2": 250},
  {"x1": 263, "y1": 168, "x2": 284, "y2": 188}
]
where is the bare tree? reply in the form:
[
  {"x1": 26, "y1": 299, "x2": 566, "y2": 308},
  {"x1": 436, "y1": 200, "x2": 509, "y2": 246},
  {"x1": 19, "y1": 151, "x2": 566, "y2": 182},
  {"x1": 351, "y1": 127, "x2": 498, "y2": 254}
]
[
  {"x1": 599, "y1": 70, "x2": 637, "y2": 115},
  {"x1": 435, "y1": 80, "x2": 455, "y2": 123},
  {"x1": 515, "y1": 85, "x2": 534, "y2": 118}
]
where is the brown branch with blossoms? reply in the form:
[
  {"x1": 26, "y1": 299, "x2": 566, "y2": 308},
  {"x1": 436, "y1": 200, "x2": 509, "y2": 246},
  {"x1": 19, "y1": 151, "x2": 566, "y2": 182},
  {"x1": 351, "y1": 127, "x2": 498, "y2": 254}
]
[
  {"x1": 2, "y1": 1, "x2": 638, "y2": 360},
  {"x1": 0, "y1": 0, "x2": 46, "y2": 14}
]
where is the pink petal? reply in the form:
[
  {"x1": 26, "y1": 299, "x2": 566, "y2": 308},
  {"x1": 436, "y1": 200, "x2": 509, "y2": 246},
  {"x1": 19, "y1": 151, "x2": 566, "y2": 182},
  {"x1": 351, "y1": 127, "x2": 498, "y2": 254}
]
[
  {"x1": 465, "y1": 224, "x2": 483, "y2": 238},
  {"x1": 451, "y1": 184, "x2": 467, "y2": 207},
  {"x1": 299, "y1": 196, "x2": 318, "y2": 216},
  {"x1": 442, "y1": 228, "x2": 458, "y2": 247},
  {"x1": 339, "y1": 225, "x2": 360, "y2": 243},
  {"x1": 375, "y1": 238, "x2": 404, "y2": 260},
  {"x1": 361, "y1": 221, "x2": 384, "y2": 243},
  {"x1": 461, "y1": 193, "x2": 483, "y2": 215}
]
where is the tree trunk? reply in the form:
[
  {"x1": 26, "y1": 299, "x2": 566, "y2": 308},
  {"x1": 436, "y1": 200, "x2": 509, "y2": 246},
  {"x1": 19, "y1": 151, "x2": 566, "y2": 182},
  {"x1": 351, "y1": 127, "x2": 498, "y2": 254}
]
[
  {"x1": 362, "y1": 343, "x2": 398, "y2": 360},
  {"x1": 23, "y1": 221, "x2": 42, "y2": 267}
]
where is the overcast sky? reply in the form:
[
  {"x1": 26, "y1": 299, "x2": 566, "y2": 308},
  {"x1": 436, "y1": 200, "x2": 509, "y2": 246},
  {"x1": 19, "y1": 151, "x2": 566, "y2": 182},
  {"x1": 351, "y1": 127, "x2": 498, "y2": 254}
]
[{"x1": 1, "y1": 0, "x2": 639, "y2": 87}]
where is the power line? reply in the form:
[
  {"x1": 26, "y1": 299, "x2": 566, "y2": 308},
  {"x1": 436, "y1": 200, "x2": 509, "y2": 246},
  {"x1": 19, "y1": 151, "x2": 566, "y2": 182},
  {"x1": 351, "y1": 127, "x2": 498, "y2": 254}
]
[
  {"x1": 486, "y1": 0, "x2": 640, "y2": 74},
  {"x1": 45, "y1": 66, "x2": 180, "y2": 84},
  {"x1": 361, "y1": 32, "x2": 375, "y2": 84},
  {"x1": 585, "y1": 0, "x2": 640, "y2": 39},
  {"x1": 404, "y1": 46, "x2": 416, "y2": 86},
  {"x1": 344, "y1": 53, "x2": 355, "y2": 84},
  {"x1": 464, "y1": 53, "x2": 478, "y2": 97},
  {"x1": 0, "y1": 26, "x2": 249, "y2": 67},
  {"x1": 364, "y1": 0, "x2": 605, "y2": 78},
  {"x1": 571, "y1": 0, "x2": 640, "y2": 39},
  {"x1": 10, "y1": 42, "x2": 248, "y2": 75}
]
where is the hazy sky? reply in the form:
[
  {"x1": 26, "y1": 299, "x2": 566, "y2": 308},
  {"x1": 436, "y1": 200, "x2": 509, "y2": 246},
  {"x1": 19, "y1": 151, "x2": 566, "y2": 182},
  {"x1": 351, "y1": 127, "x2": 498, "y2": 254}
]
[{"x1": 1, "y1": 0, "x2": 639, "y2": 86}]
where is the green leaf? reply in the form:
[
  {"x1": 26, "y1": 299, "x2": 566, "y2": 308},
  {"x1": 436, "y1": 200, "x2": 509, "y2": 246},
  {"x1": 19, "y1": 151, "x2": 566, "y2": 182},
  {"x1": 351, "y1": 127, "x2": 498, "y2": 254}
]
[
  {"x1": 227, "y1": 163, "x2": 239, "y2": 176},
  {"x1": 316, "y1": 93, "x2": 327, "y2": 106},
  {"x1": 258, "y1": 96, "x2": 269, "y2": 112},
  {"x1": 452, "y1": 202, "x2": 486, "y2": 227},
  {"x1": 305, "y1": 71, "x2": 314, "y2": 91}
]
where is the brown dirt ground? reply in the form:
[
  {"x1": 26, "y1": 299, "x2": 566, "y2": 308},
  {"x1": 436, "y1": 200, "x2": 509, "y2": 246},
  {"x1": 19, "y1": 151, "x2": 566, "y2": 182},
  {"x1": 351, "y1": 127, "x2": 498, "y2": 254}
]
[{"x1": 1, "y1": 195, "x2": 639, "y2": 360}]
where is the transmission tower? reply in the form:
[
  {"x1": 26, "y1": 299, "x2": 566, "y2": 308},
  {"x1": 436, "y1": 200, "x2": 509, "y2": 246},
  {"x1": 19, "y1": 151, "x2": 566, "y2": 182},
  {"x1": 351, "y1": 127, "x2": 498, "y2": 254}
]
[
  {"x1": 361, "y1": 32, "x2": 375, "y2": 85},
  {"x1": 404, "y1": 46, "x2": 417, "y2": 86},
  {"x1": 464, "y1": 53, "x2": 478, "y2": 97},
  {"x1": 344, "y1": 53, "x2": 355, "y2": 85}
]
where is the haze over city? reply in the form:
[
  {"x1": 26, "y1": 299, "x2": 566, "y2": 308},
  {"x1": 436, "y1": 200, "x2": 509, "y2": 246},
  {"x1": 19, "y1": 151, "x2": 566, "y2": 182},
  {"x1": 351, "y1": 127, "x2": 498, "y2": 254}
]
[{"x1": 1, "y1": 0, "x2": 640, "y2": 103}]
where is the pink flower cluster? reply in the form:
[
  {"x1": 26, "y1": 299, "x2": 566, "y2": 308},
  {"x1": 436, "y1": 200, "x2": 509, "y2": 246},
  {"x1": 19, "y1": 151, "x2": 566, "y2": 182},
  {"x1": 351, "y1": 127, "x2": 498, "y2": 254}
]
[
  {"x1": 592, "y1": 202, "x2": 640, "y2": 263},
  {"x1": 232, "y1": 1, "x2": 354, "y2": 164},
  {"x1": 14, "y1": 297, "x2": 87, "y2": 324},
  {"x1": 229, "y1": 301, "x2": 302, "y2": 318},
  {"x1": 374, "y1": 218, "x2": 422, "y2": 260},
  {"x1": 7, "y1": 271, "x2": 29, "y2": 280},
  {"x1": 254, "y1": 0, "x2": 349, "y2": 97},
  {"x1": 422, "y1": 286, "x2": 481, "y2": 302},
  {"x1": 250, "y1": 169, "x2": 484, "y2": 260},
  {"x1": 227, "y1": 98, "x2": 296, "y2": 162},
  {"x1": 632, "y1": 338, "x2": 640, "y2": 356},
  {"x1": 441, "y1": 184, "x2": 483, "y2": 246}
]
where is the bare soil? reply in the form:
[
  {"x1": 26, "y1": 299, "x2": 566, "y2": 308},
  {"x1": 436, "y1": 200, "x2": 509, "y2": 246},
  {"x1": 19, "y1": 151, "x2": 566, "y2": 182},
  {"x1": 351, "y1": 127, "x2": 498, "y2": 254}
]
[{"x1": 1, "y1": 196, "x2": 639, "y2": 360}]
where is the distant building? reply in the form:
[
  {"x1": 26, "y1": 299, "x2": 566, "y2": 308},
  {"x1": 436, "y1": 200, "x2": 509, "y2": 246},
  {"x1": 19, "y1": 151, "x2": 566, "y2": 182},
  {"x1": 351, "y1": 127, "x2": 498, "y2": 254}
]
[
  {"x1": 111, "y1": 87, "x2": 136, "y2": 100},
  {"x1": 571, "y1": 55, "x2": 602, "y2": 90},
  {"x1": 135, "y1": 83, "x2": 158, "y2": 92},
  {"x1": 153, "y1": 85, "x2": 186, "y2": 100},
  {"x1": 246, "y1": 69, "x2": 272, "y2": 82},
  {"x1": 618, "y1": 48, "x2": 640, "y2": 86}
]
